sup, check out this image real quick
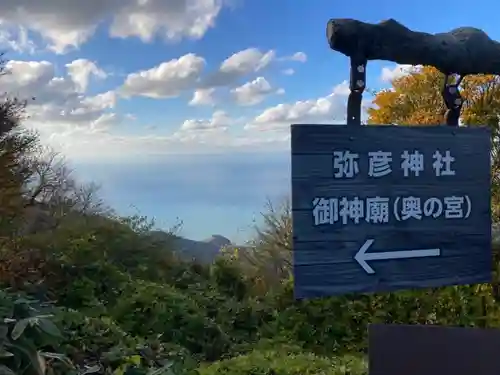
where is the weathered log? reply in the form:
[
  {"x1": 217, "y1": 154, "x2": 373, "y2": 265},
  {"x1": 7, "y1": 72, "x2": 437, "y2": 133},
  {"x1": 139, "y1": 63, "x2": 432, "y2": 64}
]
[{"x1": 326, "y1": 18, "x2": 500, "y2": 75}]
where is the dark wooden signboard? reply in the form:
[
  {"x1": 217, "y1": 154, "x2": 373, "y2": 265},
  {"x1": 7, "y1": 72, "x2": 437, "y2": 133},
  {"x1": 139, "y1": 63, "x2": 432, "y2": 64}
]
[
  {"x1": 291, "y1": 124, "x2": 491, "y2": 299},
  {"x1": 369, "y1": 323, "x2": 500, "y2": 375}
]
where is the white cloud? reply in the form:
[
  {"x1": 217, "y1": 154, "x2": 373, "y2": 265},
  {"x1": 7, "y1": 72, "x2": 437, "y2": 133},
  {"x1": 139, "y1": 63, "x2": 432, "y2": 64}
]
[
  {"x1": 289, "y1": 52, "x2": 307, "y2": 62},
  {"x1": 41, "y1": 108, "x2": 291, "y2": 162},
  {"x1": 202, "y1": 48, "x2": 276, "y2": 88},
  {"x1": 1, "y1": 59, "x2": 118, "y2": 145},
  {"x1": 3, "y1": 60, "x2": 54, "y2": 86},
  {"x1": 120, "y1": 53, "x2": 206, "y2": 98},
  {"x1": 380, "y1": 64, "x2": 419, "y2": 82},
  {"x1": 220, "y1": 48, "x2": 275, "y2": 74},
  {"x1": 245, "y1": 81, "x2": 350, "y2": 131},
  {"x1": 3, "y1": 60, "x2": 75, "y2": 106},
  {"x1": 231, "y1": 77, "x2": 277, "y2": 106},
  {"x1": 48, "y1": 130, "x2": 291, "y2": 162},
  {"x1": 36, "y1": 79, "x2": 355, "y2": 162},
  {"x1": 0, "y1": 1, "x2": 130, "y2": 53},
  {"x1": 29, "y1": 89, "x2": 117, "y2": 133},
  {"x1": 189, "y1": 88, "x2": 215, "y2": 106},
  {"x1": 109, "y1": 0, "x2": 223, "y2": 43},
  {"x1": 0, "y1": 26, "x2": 36, "y2": 54},
  {"x1": 176, "y1": 110, "x2": 230, "y2": 136},
  {"x1": 0, "y1": 0, "x2": 227, "y2": 53},
  {"x1": 28, "y1": 98, "x2": 292, "y2": 161},
  {"x1": 119, "y1": 48, "x2": 283, "y2": 100},
  {"x1": 66, "y1": 59, "x2": 107, "y2": 92},
  {"x1": 278, "y1": 52, "x2": 307, "y2": 63},
  {"x1": 115, "y1": 47, "x2": 309, "y2": 102},
  {"x1": 282, "y1": 68, "x2": 295, "y2": 76},
  {"x1": 81, "y1": 90, "x2": 117, "y2": 111}
]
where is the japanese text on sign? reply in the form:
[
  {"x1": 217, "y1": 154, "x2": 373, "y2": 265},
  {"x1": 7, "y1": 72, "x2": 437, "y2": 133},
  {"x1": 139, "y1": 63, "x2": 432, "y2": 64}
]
[
  {"x1": 312, "y1": 195, "x2": 472, "y2": 226},
  {"x1": 333, "y1": 149, "x2": 456, "y2": 178}
]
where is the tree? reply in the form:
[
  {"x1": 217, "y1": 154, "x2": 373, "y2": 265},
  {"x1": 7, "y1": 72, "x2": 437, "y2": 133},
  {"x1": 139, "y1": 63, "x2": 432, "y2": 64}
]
[
  {"x1": 22, "y1": 147, "x2": 108, "y2": 230},
  {"x1": 368, "y1": 66, "x2": 500, "y2": 220},
  {"x1": 368, "y1": 66, "x2": 446, "y2": 125},
  {"x1": 222, "y1": 198, "x2": 292, "y2": 294},
  {"x1": 0, "y1": 95, "x2": 39, "y2": 238}
]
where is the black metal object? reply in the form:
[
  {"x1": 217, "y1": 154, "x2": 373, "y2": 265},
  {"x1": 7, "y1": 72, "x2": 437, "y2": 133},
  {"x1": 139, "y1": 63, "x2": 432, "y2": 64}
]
[
  {"x1": 347, "y1": 58, "x2": 367, "y2": 126},
  {"x1": 347, "y1": 63, "x2": 466, "y2": 126},
  {"x1": 442, "y1": 73, "x2": 465, "y2": 126}
]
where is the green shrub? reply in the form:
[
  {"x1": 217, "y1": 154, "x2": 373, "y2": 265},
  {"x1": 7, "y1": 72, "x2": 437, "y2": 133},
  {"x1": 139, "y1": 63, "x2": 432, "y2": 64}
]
[
  {"x1": 197, "y1": 349, "x2": 367, "y2": 375},
  {"x1": 0, "y1": 291, "x2": 76, "y2": 374},
  {"x1": 56, "y1": 308, "x2": 197, "y2": 374},
  {"x1": 111, "y1": 281, "x2": 231, "y2": 361},
  {"x1": 55, "y1": 309, "x2": 139, "y2": 363},
  {"x1": 210, "y1": 258, "x2": 248, "y2": 300}
]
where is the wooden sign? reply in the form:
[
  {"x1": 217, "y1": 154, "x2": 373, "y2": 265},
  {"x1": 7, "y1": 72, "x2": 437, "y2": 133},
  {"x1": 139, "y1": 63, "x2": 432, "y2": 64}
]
[{"x1": 291, "y1": 124, "x2": 491, "y2": 298}]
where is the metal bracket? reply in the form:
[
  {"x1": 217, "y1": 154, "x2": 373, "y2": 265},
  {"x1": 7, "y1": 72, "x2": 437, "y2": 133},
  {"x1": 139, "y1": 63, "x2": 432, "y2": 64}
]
[
  {"x1": 345, "y1": 62, "x2": 465, "y2": 126},
  {"x1": 442, "y1": 73, "x2": 464, "y2": 126},
  {"x1": 347, "y1": 58, "x2": 367, "y2": 126}
]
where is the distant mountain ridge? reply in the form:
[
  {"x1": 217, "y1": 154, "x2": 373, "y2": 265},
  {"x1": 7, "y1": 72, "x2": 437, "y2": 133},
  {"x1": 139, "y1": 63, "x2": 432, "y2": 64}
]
[{"x1": 148, "y1": 230, "x2": 235, "y2": 263}]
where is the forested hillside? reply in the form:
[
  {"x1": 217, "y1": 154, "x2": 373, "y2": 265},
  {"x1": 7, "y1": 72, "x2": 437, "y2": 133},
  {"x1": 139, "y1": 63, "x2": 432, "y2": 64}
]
[{"x1": 1, "y1": 61, "x2": 500, "y2": 374}]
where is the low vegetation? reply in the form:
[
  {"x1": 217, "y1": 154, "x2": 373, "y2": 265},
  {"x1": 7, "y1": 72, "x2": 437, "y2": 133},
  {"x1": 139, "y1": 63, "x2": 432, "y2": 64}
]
[{"x1": 1, "y1": 60, "x2": 500, "y2": 374}]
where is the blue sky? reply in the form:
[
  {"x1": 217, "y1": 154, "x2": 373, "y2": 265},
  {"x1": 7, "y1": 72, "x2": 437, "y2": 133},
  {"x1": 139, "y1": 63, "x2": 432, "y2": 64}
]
[{"x1": 0, "y1": 0, "x2": 498, "y2": 242}]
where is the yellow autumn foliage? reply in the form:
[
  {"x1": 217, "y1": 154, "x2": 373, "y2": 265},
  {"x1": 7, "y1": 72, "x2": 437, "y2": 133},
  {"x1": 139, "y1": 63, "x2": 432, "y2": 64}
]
[{"x1": 368, "y1": 65, "x2": 500, "y2": 220}]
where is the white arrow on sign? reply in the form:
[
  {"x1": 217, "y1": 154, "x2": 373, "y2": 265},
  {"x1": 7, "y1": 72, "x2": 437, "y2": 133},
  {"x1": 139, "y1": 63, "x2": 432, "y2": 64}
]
[{"x1": 354, "y1": 239, "x2": 441, "y2": 274}]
